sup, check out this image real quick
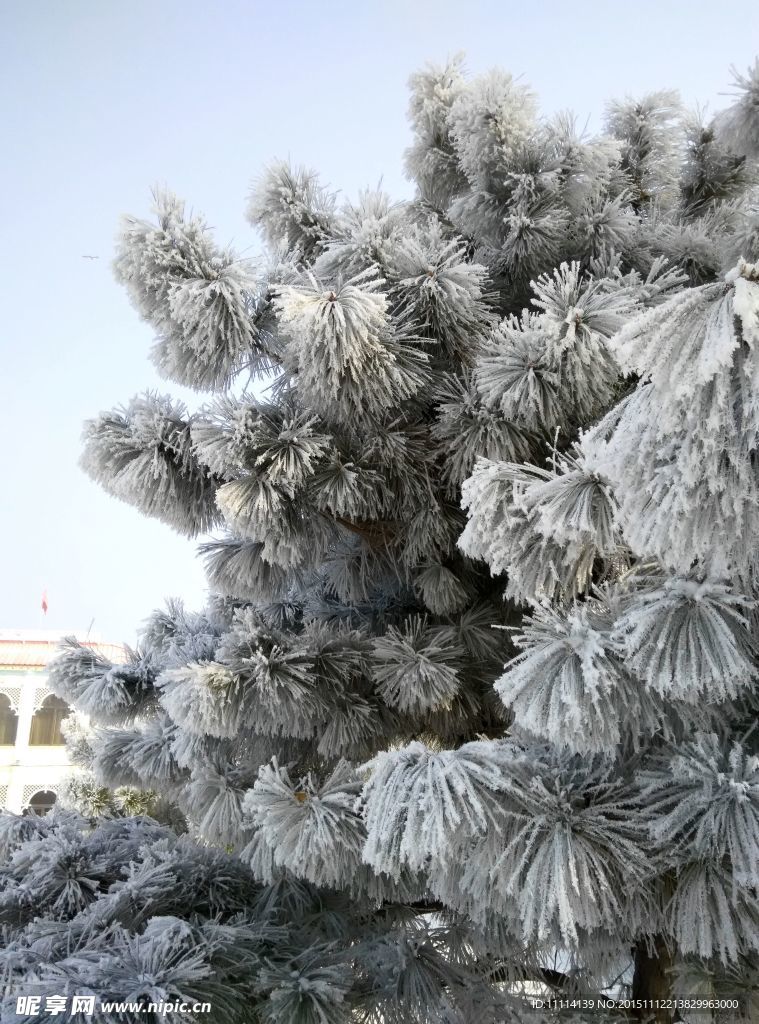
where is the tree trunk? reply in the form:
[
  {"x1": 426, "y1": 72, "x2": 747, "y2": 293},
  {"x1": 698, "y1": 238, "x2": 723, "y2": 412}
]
[{"x1": 632, "y1": 937, "x2": 676, "y2": 1024}]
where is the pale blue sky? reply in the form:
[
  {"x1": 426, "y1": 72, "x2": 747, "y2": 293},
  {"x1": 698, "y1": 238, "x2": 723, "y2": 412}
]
[{"x1": 2, "y1": 0, "x2": 758, "y2": 644}]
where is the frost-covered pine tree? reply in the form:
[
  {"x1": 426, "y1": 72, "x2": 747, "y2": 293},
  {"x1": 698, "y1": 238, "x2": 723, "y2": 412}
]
[{"x1": 3, "y1": 57, "x2": 759, "y2": 1024}]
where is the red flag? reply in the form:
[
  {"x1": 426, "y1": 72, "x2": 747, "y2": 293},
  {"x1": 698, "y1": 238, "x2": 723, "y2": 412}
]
[{"x1": 41, "y1": 590, "x2": 48, "y2": 615}]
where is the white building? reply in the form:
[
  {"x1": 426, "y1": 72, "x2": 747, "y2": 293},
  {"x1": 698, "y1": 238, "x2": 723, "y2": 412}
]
[{"x1": 0, "y1": 630, "x2": 123, "y2": 814}]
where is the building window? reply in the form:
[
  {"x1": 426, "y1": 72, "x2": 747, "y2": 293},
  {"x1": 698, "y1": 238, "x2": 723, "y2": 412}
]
[
  {"x1": 25, "y1": 790, "x2": 57, "y2": 816},
  {"x1": 29, "y1": 695, "x2": 70, "y2": 746},
  {"x1": 0, "y1": 693, "x2": 18, "y2": 745}
]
